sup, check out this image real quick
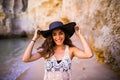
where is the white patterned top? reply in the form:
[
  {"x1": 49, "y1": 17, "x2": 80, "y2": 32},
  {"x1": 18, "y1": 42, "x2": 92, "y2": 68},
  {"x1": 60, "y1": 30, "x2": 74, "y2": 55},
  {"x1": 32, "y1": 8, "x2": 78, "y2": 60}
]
[{"x1": 44, "y1": 45, "x2": 72, "y2": 80}]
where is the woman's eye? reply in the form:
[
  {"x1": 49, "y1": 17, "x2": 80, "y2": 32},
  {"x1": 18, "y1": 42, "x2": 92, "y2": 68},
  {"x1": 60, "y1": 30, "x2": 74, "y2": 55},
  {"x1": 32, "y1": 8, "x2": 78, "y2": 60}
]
[
  {"x1": 59, "y1": 32, "x2": 64, "y2": 35},
  {"x1": 52, "y1": 33, "x2": 56, "y2": 36}
]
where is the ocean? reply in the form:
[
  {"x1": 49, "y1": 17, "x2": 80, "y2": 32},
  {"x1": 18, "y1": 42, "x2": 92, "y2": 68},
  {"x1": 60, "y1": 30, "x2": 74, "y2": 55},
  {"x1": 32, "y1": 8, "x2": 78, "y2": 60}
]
[{"x1": 0, "y1": 38, "x2": 41, "y2": 80}]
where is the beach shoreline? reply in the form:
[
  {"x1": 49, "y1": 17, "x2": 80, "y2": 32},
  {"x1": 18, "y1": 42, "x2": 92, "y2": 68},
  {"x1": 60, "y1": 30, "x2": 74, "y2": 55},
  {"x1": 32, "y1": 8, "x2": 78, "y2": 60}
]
[{"x1": 16, "y1": 56, "x2": 120, "y2": 80}]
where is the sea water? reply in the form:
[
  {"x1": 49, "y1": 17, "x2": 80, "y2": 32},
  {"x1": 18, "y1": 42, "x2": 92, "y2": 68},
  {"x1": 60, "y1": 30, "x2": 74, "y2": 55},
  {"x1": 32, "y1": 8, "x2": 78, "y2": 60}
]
[{"x1": 0, "y1": 38, "x2": 39, "y2": 80}]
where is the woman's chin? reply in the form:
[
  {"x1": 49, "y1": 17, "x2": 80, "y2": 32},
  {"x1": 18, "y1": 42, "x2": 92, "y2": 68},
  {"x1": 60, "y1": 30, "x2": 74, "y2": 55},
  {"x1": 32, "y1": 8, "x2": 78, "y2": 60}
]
[{"x1": 55, "y1": 43, "x2": 64, "y2": 46}]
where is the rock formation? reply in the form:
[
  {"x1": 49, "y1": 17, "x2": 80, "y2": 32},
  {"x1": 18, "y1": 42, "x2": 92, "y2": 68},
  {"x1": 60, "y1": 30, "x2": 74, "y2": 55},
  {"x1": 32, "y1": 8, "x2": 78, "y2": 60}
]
[
  {"x1": 0, "y1": 0, "x2": 28, "y2": 38},
  {"x1": 0, "y1": 0, "x2": 120, "y2": 75}
]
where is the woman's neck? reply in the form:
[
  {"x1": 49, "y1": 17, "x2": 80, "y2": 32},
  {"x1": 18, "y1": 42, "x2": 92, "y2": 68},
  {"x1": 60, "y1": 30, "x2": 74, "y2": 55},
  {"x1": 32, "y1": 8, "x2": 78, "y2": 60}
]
[{"x1": 54, "y1": 44, "x2": 65, "y2": 50}]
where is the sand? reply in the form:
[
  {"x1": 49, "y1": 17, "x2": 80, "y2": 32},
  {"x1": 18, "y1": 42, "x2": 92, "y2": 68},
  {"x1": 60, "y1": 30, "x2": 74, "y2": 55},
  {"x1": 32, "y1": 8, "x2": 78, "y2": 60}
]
[
  {"x1": 17, "y1": 36, "x2": 120, "y2": 80},
  {"x1": 16, "y1": 56, "x2": 120, "y2": 80}
]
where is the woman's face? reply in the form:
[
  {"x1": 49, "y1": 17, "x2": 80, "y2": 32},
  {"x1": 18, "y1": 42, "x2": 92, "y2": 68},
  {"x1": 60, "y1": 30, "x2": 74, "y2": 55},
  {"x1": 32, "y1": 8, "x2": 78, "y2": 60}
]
[{"x1": 52, "y1": 29, "x2": 65, "y2": 46}]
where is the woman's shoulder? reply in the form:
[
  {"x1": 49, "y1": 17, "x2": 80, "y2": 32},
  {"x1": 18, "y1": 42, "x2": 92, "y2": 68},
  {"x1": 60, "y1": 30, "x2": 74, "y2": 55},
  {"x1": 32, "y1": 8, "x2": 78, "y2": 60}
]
[
  {"x1": 68, "y1": 46, "x2": 79, "y2": 59},
  {"x1": 69, "y1": 46, "x2": 78, "y2": 51}
]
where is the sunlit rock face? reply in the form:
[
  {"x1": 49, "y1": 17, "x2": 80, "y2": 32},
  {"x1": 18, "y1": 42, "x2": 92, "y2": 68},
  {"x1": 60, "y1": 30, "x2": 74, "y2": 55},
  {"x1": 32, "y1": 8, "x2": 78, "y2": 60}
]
[
  {"x1": 0, "y1": 0, "x2": 28, "y2": 38},
  {"x1": 0, "y1": 0, "x2": 120, "y2": 74}
]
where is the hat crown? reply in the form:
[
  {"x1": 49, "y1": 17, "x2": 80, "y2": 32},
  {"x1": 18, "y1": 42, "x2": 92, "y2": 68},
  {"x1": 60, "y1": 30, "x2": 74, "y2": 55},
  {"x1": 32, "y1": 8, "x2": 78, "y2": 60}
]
[
  {"x1": 40, "y1": 21, "x2": 76, "y2": 38},
  {"x1": 49, "y1": 21, "x2": 64, "y2": 29}
]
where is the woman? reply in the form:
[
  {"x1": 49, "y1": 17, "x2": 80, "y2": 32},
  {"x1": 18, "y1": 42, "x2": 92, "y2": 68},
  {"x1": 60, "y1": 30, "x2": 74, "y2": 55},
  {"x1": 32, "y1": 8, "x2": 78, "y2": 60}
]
[{"x1": 22, "y1": 21, "x2": 93, "y2": 80}]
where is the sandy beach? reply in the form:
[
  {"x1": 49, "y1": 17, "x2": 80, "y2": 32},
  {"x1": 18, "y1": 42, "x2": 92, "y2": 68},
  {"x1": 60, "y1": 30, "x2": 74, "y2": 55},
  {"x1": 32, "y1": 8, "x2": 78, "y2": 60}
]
[
  {"x1": 17, "y1": 36, "x2": 120, "y2": 80},
  {"x1": 16, "y1": 56, "x2": 120, "y2": 80}
]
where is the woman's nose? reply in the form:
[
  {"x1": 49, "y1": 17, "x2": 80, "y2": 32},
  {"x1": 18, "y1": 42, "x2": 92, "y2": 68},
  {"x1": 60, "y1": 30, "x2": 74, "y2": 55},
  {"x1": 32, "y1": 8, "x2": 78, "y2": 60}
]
[{"x1": 56, "y1": 34, "x2": 60, "y2": 39}]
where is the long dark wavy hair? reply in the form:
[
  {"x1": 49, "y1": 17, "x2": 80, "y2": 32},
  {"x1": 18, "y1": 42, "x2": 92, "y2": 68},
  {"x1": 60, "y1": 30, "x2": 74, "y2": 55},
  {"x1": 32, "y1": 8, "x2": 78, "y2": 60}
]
[{"x1": 38, "y1": 28, "x2": 74, "y2": 59}]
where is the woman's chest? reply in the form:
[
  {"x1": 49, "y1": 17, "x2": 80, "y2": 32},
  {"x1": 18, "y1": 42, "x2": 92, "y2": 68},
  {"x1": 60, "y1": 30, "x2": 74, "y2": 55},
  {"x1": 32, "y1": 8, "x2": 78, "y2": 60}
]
[{"x1": 45, "y1": 59, "x2": 71, "y2": 72}]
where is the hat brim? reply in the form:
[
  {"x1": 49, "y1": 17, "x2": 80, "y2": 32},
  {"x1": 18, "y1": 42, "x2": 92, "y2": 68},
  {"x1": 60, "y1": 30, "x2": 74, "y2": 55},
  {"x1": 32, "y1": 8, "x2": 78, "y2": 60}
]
[{"x1": 40, "y1": 22, "x2": 76, "y2": 38}]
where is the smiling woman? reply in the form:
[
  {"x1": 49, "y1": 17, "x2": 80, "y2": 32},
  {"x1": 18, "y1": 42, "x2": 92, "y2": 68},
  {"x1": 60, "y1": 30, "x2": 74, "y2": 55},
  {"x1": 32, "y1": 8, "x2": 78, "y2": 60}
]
[{"x1": 22, "y1": 21, "x2": 93, "y2": 80}]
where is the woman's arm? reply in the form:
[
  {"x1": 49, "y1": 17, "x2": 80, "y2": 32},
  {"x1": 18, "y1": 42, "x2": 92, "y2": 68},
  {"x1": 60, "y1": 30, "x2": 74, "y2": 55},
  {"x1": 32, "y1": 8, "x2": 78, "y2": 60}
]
[
  {"x1": 72, "y1": 26, "x2": 93, "y2": 58},
  {"x1": 22, "y1": 29, "x2": 42, "y2": 62}
]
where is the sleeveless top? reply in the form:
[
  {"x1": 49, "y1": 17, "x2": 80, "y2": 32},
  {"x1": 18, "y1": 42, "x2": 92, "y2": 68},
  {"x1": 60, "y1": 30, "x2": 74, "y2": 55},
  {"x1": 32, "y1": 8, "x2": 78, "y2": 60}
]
[{"x1": 44, "y1": 45, "x2": 72, "y2": 80}]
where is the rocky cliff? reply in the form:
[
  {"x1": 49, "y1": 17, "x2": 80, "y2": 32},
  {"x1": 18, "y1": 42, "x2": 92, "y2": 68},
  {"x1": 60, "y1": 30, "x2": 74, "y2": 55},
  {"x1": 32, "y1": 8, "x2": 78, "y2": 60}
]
[{"x1": 0, "y1": 0, "x2": 120, "y2": 75}]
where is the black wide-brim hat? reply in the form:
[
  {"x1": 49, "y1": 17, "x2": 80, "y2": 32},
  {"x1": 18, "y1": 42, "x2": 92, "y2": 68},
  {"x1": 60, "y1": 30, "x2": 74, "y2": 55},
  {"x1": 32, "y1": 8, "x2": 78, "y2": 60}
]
[{"x1": 40, "y1": 21, "x2": 76, "y2": 38}]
